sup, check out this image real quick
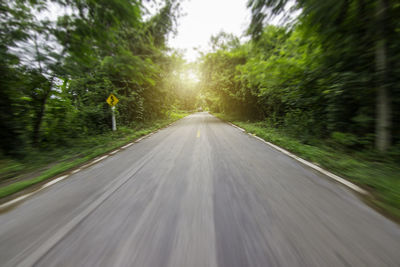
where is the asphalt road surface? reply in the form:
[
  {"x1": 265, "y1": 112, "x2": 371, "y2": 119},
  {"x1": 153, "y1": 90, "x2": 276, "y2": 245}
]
[{"x1": 1, "y1": 112, "x2": 399, "y2": 267}]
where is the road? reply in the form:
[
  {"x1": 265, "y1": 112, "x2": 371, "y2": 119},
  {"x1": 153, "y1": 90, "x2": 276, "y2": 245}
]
[{"x1": 0, "y1": 112, "x2": 399, "y2": 266}]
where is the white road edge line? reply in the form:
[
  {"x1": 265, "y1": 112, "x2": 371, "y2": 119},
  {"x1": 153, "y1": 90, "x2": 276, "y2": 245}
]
[
  {"x1": 230, "y1": 123, "x2": 368, "y2": 195},
  {"x1": 0, "y1": 136, "x2": 145, "y2": 210},
  {"x1": 109, "y1": 149, "x2": 120, "y2": 155},
  {"x1": 71, "y1": 169, "x2": 81, "y2": 174},
  {"x1": 121, "y1": 143, "x2": 133, "y2": 149},
  {"x1": 0, "y1": 193, "x2": 35, "y2": 210},
  {"x1": 41, "y1": 175, "x2": 69, "y2": 189},
  {"x1": 0, "y1": 117, "x2": 185, "y2": 211},
  {"x1": 16, "y1": 153, "x2": 152, "y2": 267},
  {"x1": 0, "y1": 175, "x2": 70, "y2": 210},
  {"x1": 91, "y1": 155, "x2": 108, "y2": 164},
  {"x1": 229, "y1": 122, "x2": 245, "y2": 132},
  {"x1": 0, "y1": 156, "x2": 112, "y2": 210}
]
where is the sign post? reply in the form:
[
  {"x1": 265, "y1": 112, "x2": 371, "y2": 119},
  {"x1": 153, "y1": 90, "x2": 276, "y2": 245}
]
[
  {"x1": 111, "y1": 106, "x2": 116, "y2": 131},
  {"x1": 106, "y1": 93, "x2": 119, "y2": 131}
]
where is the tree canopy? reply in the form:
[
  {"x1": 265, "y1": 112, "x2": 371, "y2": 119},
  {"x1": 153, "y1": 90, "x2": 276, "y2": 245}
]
[
  {"x1": 199, "y1": 0, "x2": 400, "y2": 152},
  {"x1": 0, "y1": 0, "x2": 199, "y2": 157},
  {"x1": 2, "y1": 0, "x2": 400, "y2": 158}
]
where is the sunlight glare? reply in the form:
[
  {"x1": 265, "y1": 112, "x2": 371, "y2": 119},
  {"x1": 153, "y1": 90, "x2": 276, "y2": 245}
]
[{"x1": 182, "y1": 69, "x2": 200, "y2": 83}]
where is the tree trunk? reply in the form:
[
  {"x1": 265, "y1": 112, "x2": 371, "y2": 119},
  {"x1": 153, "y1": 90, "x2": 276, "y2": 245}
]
[
  {"x1": 375, "y1": 0, "x2": 391, "y2": 151},
  {"x1": 32, "y1": 88, "x2": 51, "y2": 146}
]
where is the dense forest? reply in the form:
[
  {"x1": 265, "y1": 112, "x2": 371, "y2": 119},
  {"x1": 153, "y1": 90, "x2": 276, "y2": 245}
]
[
  {"x1": 200, "y1": 0, "x2": 400, "y2": 155},
  {"x1": 1, "y1": 0, "x2": 400, "y2": 160},
  {"x1": 0, "y1": 0, "x2": 198, "y2": 158}
]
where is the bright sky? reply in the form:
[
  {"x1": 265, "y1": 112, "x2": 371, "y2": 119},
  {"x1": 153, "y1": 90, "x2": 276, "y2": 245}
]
[
  {"x1": 38, "y1": 0, "x2": 252, "y2": 63},
  {"x1": 169, "y1": 0, "x2": 251, "y2": 62}
]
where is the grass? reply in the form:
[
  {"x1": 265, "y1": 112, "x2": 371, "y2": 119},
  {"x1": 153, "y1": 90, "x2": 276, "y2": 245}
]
[
  {"x1": 0, "y1": 111, "x2": 189, "y2": 199},
  {"x1": 214, "y1": 113, "x2": 400, "y2": 221}
]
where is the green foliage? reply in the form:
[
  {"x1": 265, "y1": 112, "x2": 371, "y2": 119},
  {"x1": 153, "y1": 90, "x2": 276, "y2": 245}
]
[
  {"x1": 200, "y1": 41, "x2": 259, "y2": 118},
  {"x1": 0, "y1": 0, "x2": 192, "y2": 159},
  {"x1": 200, "y1": 0, "x2": 400, "y2": 151},
  {"x1": 331, "y1": 132, "x2": 359, "y2": 148},
  {"x1": 245, "y1": 0, "x2": 400, "y2": 151}
]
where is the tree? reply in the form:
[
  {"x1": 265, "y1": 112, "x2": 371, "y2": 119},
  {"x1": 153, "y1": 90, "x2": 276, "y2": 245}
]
[
  {"x1": 247, "y1": 0, "x2": 398, "y2": 151},
  {"x1": 0, "y1": 0, "x2": 43, "y2": 152},
  {"x1": 0, "y1": 0, "x2": 184, "y2": 156},
  {"x1": 375, "y1": 0, "x2": 391, "y2": 151}
]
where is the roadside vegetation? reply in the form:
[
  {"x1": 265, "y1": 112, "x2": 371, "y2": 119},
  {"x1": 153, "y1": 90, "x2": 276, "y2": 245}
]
[{"x1": 199, "y1": 1, "x2": 400, "y2": 219}]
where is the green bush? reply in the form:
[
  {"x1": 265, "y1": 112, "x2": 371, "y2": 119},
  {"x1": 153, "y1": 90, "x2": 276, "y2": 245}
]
[{"x1": 331, "y1": 132, "x2": 359, "y2": 147}]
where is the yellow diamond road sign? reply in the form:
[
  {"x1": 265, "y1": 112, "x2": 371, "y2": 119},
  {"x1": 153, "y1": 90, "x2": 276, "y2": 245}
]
[{"x1": 106, "y1": 93, "x2": 119, "y2": 107}]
